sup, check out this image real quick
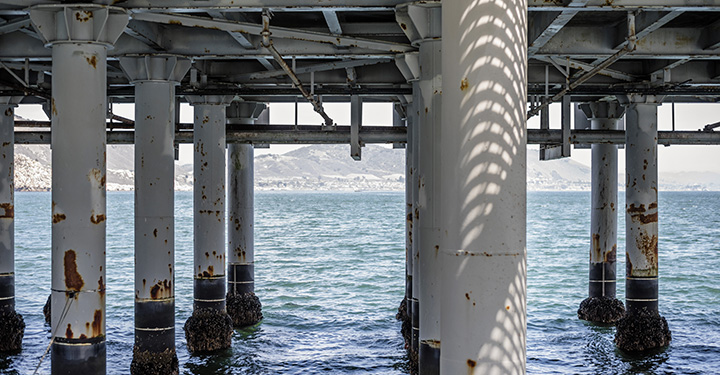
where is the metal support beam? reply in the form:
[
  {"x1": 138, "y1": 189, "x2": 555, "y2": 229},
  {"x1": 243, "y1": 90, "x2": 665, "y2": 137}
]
[
  {"x1": 414, "y1": 7, "x2": 442, "y2": 370},
  {"x1": 120, "y1": 55, "x2": 190, "y2": 373},
  {"x1": 322, "y1": 10, "x2": 343, "y2": 35},
  {"x1": 441, "y1": 0, "x2": 527, "y2": 373},
  {"x1": 131, "y1": 12, "x2": 414, "y2": 53},
  {"x1": 226, "y1": 101, "x2": 265, "y2": 328},
  {"x1": 615, "y1": 94, "x2": 671, "y2": 352},
  {"x1": 0, "y1": 97, "x2": 24, "y2": 353},
  {"x1": 28, "y1": 5, "x2": 128, "y2": 374},
  {"x1": 0, "y1": 17, "x2": 30, "y2": 36},
  {"x1": 350, "y1": 95, "x2": 361, "y2": 160},
  {"x1": 577, "y1": 101, "x2": 625, "y2": 324},
  {"x1": 185, "y1": 95, "x2": 234, "y2": 353}
]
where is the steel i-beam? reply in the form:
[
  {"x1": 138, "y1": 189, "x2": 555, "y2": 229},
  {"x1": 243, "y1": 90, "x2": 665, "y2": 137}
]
[
  {"x1": 119, "y1": 55, "x2": 190, "y2": 373},
  {"x1": 28, "y1": 5, "x2": 128, "y2": 374},
  {"x1": 440, "y1": 0, "x2": 527, "y2": 373}
]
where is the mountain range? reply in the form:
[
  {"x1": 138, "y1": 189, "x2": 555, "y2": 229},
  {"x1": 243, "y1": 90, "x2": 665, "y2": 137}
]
[{"x1": 10, "y1": 144, "x2": 720, "y2": 192}]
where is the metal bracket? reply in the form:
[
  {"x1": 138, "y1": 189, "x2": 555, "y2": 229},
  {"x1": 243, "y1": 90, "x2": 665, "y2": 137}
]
[
  {"x1": 540, "y1": 95, "x2": 572, "y2": 160},
  {"x1": 350, "y1": 95, "x2": 362, "y2": 160}
]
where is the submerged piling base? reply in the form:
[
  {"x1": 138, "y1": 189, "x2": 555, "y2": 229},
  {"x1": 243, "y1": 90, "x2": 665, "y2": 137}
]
[
  {"x1": 578, "y1": 296, "x2": 625, "y2": 324},
  {"x1": 183, "y1": 308, "x2": 233, "y2": 353},
  {"x1": 43, "y1": 294, "x2": 51, "y2": 324},
  {"x1": 0, "y1": 310, "x2": 24, "y2": 352},
  {"x1": 396, "y1": 299, "x2": 411, "y2": 350},
  {"x1": 615, "y1": 308, "x2": 671, "y2": 352},
  {"x1": 130, "y1": 347, "x2": 179, "y2": 375},
  {"x1": 226, "y1": 292, "x2": 262, "y2": 327}
]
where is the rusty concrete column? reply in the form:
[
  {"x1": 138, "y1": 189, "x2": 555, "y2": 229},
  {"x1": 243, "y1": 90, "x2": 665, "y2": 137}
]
[
  {"x1": 0, "y1": 97, "x2": 24, "y2": 352},
  {"x1": 119, "y1": 56, "x2": 190, "y2": 374},
  {"x1": 577, "y1": 102, "x2": 626, "y2": 324},
  {"x1": 615, "y1": 94, "x2": 671, "y2": 352},
  {"x1": 440, "y1": 0, "x2": 527, "y2": 373},
  {"x1": 29, "y1": 5, "x2": 127, "y2": 374},
  {"x1": 184, "y1": 95, "x2": 233, "y2": 353},
  {"x1": 226, "y1": 101, "x2": 265, "y2": 328}
]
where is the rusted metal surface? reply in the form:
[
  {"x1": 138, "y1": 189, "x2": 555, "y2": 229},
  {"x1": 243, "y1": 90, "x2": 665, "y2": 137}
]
[
  {"x1": 415, "y1": 15, "x2": 443, "y2": 370},
  {"x1": 440, "y1": 0, "x2": 527, "y2": 373},
  {"x1": 190, "y1": 98, "x2": 231, "y2": 312},
  {"x1": 624, "y1": 95, "x2": 660, "y2": 314},
  {"x1": 0, "y1": 101, "x2": 17, "y2": 315},
  {"x1": 580, "y1": 102, "x2": 624, "y2": 299},
  {"x1": 227, "y1": 102, "x2": 264, "y2": 296},
  {"x1": 29, "y1": 5, "x2": 127, "y2": 373}
]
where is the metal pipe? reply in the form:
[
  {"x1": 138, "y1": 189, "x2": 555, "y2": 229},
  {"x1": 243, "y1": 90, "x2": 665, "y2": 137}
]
[
  {"x1": 226, "y1": 101, "x2": 264, "y2": 328},
  {"x1": 416, "y1": 36, "x2": 442, "y2": 375},
  {"x1": 615, "y1": 95, "x2": 671, "y2": 352},
  {"x1": 401, "y1": 102, "x2": 413, "y2": 350},
  {"x1": 260, "y1": 12, "x2": 335, "y2": 128},
  {"x1": 577, "y1": 102, "x2": 626, "y2": 324},
  {"x1": 624, "y1": 98, "x2": 660, "y2": 314},
  {"x1": 440, "y1": 0, "x2": 527, "y2": 373},
  {"x1": 119, "y1": 55, "x2": 190, "y2": 372},
  {"x1": 410, "y1": 83, "x2": 420, "y2": 367},
  {"x1": 184, "y1": 96, "x2": 234, "y2": 353},
  {"x1": 0, "y1": 100, "x2": 24, "y2": 353}
]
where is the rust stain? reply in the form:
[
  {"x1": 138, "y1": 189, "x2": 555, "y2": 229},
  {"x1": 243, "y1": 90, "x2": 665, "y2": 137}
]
[
  {"x1": 205, "y1": 252, "x2": 210, "y2": 258},
  {"x1": 400, "y1": 23, "x2": 407, "y2": 30},
  {"x1": 66, "y1": 324, "x2": 73, "y2": 339},
  {"x1": 591, "y1": 233, "x2": 602, "y2": 261},
  {"x1": 88, "y1": 168, "x2": 105, "y2": 187},
  {"x1": 630, "y1": 212, "x2": 658, "y2": 225},
  {"x1": 506, "y1": 305, "x2": 510, "y2": 310},
  {"x1": 467, "y1": 359, "x2": 476, "y2": 368},
  {"x1": 169, "y1": 19, "x2": 183, "y2": 25},
  {"x1": 202, "y1": 265, "x2": 214, "y2": 277},
  {"x1": 91, "y1": 309, "x2": 102, "y2": 337},
  {"x1": 0, "y1": 203, "x2": 13, "y2": 218},
  {"x1": 75, "y1": 10, "x2": 93, "y2": 22},
  {"x1": 90, "y1": 213, "x2": 106, "y2": 224},
  {"x1": 460, "y1": 78, "x2": 469, "y2": 91},
  {"x1": 79, "y1": 334, "x2": 87, "y2": 340},
  {"x1": 98, "y1": 276, "x2": 105, "y2": 298},
  {"x1": 605, "y1": 245, "x2": 617, "y2": 263},
  {"x1": 627, "y1": 203, "x2": 646, "y2": 213},
  {"x1": 51, "y1": 98, "x2": 58, "y2": 116},
  {"x1": 153, "y1": 228, "x2": 158, "y2": 238},
  {"x1": 53, "y1": 213, "x2": 66, "y2": 224},
  {"x1": 4, "y1": 108, "x2": 11, "y2": 117},
  {"x1": 85, "y1": 55, "x2": 97, "y2": 69},
  {"x1": 64, "y1": 250, "x2": 84, "y2": 292},
  {"x1": 465, "y1": 293, "x2": 470, "y2": 300},
  {"x1": 649, "y1": 202, "x2": 658, "y2": 210}
]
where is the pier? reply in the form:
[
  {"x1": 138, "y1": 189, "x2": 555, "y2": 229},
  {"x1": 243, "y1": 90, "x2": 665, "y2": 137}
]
[{"x1": 1, "y1": 0, "x2": 720, "y2": 373}]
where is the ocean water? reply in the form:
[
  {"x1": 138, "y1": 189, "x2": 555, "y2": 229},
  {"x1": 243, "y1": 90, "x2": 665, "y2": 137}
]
[{"x1": 1, "y1": 191, "x2": 719, "y2": 374}]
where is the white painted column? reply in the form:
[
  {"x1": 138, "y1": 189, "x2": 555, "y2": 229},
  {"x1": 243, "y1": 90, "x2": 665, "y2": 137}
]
[
  {"x1": 440, "y1": 0, "x2": 527, "y2": 373},
  {"x1": 29, "y1": 5, "x2": 127, "y2": 374},
  {"x1": 119, "y1": 55, "x2": 190, "y2": 373}
]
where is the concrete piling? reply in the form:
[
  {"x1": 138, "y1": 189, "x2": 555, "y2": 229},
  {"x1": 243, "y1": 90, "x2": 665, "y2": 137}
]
[
  {"x1": 0, "y1": 98, "x2": 24, "y2": 353},
  {"x1": 615, "y1": 95, "x2": 671, "y2": 351},
  {"x1": 184, "y1": 95, "x2": 233, "y2": 353},
  {"x1": 578, "y1": 102, "x2": 626, "y2": 324},
  {"x1": 28, "y1": 5, "x2": 127, "y2": 373},
  {"x1": 119, "y1": 55, "x2": 190, "y2": 374},
  {"x1": 440, "y1": 0, "x2": 527, "y2": 373},
  {"x1": 226, "y1": 101, "x2": 265, "y2": 328}
]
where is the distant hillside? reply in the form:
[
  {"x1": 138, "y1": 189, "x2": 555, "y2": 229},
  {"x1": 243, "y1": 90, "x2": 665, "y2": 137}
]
[{"x1": 10, "y1": 144, "x2": 720, "y2": 192}]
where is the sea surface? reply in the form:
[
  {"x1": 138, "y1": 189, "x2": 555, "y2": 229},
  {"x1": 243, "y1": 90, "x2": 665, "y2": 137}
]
[{"x1": 1, "y1": 191, "x2": 719, "y2": 374}]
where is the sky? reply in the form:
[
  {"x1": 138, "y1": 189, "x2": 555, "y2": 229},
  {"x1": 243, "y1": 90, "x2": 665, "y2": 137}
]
[{"x1": 14, "y1": 101, "x2": 720, "y2": 174}]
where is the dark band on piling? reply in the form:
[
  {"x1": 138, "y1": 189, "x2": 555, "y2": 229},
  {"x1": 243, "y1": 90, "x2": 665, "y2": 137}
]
[
  {"x1": 52, "y1": 339, "x2": 106, "y2": 375},
  {"x1": 135, "y1": 300, "x2": 175, "y2": 353},
  {"x1": 626, "y1": 277, "x2": 659, "y2": 313},
  {"x1": 419, "y1": 340, "x2": 440, "y2": 375},
  {"x1": 227, "y1": 263, "x2": 254, "y2": 294},
  {"x1": 588, "y1": 261, "x2": 617, "y2": 298},
  {"x1": 411, "y1": 298, "x2": 419, "y2": 352},
  {"x1": 0, "y1": 273, "x2": 14, "y2": 312},
  {"x1": 194, "y1": 277, "x2": 226, "y2": 311}
]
